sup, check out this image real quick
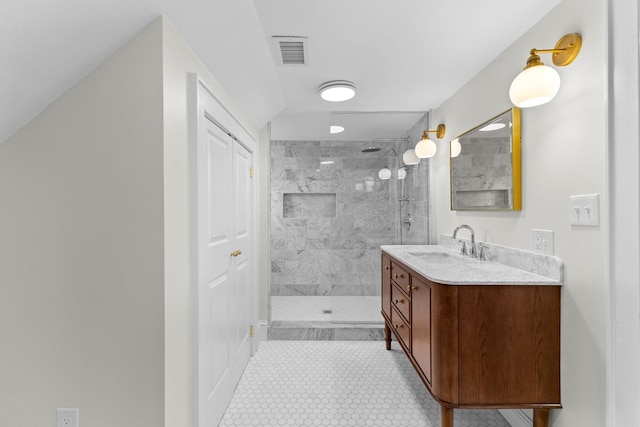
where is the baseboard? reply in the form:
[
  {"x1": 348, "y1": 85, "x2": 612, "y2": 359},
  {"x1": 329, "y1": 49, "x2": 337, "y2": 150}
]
[{"x1": 499, "y1": 409, "x2": 533, "y2": 427}]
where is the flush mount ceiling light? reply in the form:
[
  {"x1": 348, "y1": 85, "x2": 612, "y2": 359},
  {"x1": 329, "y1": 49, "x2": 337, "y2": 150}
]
[
  {"x1": 415, "y1": 124, "x2": 446, "y2": 158},
  {"x1": 319, "y1": 80, "x2": 357, "y2": 102},
  {"x1": 479, "y1": 123, "x2": 506, "y2": 132},
  {"x1": 509, "y1": 33, "x2": 582, "y2": 108},
  {"x1": 330, "y1": 125, "x2": 344, "y2": 134}
]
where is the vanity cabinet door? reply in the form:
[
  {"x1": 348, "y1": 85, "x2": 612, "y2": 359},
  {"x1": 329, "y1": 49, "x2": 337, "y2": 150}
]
[
  {"x1": 457, "y1": 285, "x2": 561, "y2": 405},
  {"x1": 411, "y1": 274, "x2": 432, "y2": 385},
  {"x1": 381, "y1": 253, "x2": 392, "y2": 319}
]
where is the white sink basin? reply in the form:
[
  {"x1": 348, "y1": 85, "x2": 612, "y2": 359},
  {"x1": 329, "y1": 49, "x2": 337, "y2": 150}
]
[{"x1": 407, "y1": 251, "x2": 463, "y2": 264}]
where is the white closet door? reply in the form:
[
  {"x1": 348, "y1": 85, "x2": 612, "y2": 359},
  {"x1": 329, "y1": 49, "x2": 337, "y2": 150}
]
[
  {"x1": 229, "y1": 142, "x2": 252, "y2": 366},
  {"x1": 196, "y1": 117, "x2": 252, "y2": 427}
]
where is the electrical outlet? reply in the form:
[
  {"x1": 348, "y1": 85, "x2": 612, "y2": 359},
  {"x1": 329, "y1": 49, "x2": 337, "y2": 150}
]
[
  {"x1": 57, "y1": 408, "x2": 79, "y2": 427},
  {"x1": 533, "y1": 229, "x2": 554, "y2": 255}
]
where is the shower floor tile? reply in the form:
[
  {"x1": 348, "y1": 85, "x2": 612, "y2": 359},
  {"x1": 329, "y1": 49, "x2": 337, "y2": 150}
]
[
  {"x1": 219, "y1": 340, "x2": 511, "y2": 427},
  {"x1": 271, "y1": 296, "x2": 381, "y2": 323}
]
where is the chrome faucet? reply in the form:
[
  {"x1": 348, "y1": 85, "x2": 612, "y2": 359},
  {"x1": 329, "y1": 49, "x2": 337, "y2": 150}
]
[{"x1": 453, "y1": 224, "x2": 477, "y2": 258}]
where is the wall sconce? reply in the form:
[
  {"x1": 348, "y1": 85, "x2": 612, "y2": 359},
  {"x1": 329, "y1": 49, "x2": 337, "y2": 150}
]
[
  {"x1": 415, "y1": 124, "x2": 446, "y2": 158},
  {"x1": 509, "y1": 33, "x2": 582, "y2": 108},
  {"x1": 402, "y1": 148, "x2": 421, "y2": 165},
  {"x1": 450, "y1": 138, "x2": 461, "y2": 158},
  {"x1": 378, "y1": 167, "x2": 392, "y2": 180},
  {"x1": 397, "y1": 167, "x2": 407, "y2": 180}
]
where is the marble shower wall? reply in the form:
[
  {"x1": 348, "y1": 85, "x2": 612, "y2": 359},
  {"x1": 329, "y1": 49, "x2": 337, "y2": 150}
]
[{"x1": 270, "y1": 140, "x2": 398, "y2": 297}]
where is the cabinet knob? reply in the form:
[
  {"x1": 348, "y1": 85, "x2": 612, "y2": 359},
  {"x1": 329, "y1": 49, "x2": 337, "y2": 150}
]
[
  {"x1": 231, "y1": 249, "x2": 242, "y2": 257},
  {"x1": 394, "y1": 299, "x2": 404, "y2": 304},
  {"x1": 406, "y1": 285, "x2": 415, "y2": 293},
  {"x1": 394, "y1": 273, "x2": 404, "y2": 279},
  {"x1": 393, "y1": 323, "x2": 404, "y2": 330},
  {"x1": 385, "y1": 265, "x2": 390, "y2": 270}
]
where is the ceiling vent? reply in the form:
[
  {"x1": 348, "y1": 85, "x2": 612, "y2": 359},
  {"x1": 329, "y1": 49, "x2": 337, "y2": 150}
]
[{"x1": 272, "y1": 36, "x2": 308, "y2": 66}]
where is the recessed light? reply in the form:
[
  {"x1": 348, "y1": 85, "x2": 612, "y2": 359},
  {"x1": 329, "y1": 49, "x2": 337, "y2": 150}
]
[
  {"x1": 319, "y1": 80, "x2": 357, "y2": 102},
  {"x1": 330, "y1": 125, "x2": 344, "y2": 134},
  {"x1": 320, "y1": 160, "x2": 335, "y2": 165}
]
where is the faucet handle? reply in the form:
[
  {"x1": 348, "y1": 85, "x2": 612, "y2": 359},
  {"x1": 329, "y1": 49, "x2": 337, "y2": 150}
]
[
  {"x1": 476, "y1": 243, "x2": 486, "y2": 260},
  {"x1": 460, "y1": 241, "x2": 467, "y2": 255}
]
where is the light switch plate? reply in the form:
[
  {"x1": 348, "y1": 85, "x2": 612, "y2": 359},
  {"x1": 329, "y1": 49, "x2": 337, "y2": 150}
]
[
  {"x1": 533, "y1": 229, "x2": 554, "y2": 255},
  {"x1": 570, "y1": 194, "x2": 600, "y2": 226}
]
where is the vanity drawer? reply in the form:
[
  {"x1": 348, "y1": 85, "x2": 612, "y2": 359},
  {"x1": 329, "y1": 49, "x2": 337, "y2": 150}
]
[
  {"x1": 391, "y1": 306, "x2": 411, "y2": 351},
  {"x1": 391, "y1": 261, "x2": 410, "y2": 290},
  {"x1": 392, "y1": 284, "x2": 410, "y2": 323}
]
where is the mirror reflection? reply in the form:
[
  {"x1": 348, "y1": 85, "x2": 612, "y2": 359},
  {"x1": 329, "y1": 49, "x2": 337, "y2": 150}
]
[{"x1": 450, "y1": 108, "x2": 521, "y2": 211}]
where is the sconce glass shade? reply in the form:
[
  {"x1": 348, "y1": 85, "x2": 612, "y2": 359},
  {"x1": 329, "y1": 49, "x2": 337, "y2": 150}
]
[
  {"x1": 397, "y1": 168, "x2": 407, "y2": 180},
  {"x1": 450, "y1": 138, "x2": 462, "y2": 158},
  {"x1": 509, "y1": 64, "x2": 561, "y2": 108},
  {"x1": 378, "y1": 168, "x2": 392, "y2": 180},
  {"x1": 415, "y1": 137, "x2": 437, "y2": 158},
  {"x1": 402, "y1": 148, "x2": 421, "y2": 165}
]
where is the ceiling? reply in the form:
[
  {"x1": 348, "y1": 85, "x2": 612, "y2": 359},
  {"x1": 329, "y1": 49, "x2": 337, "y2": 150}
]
[{"x1": 0, "y1": 0, "x2": 561, "y2": 143}]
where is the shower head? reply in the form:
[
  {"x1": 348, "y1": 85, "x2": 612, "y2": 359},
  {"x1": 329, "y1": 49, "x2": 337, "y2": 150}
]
[{"x1": 361, "y1": 147, "x2": 382, "y2": 153}]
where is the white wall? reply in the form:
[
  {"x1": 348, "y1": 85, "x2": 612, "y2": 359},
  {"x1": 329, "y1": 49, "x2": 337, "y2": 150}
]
[
  {"x1": 0, "y1": 19, "x2": 165, "y2": 427},
  {"x1": 0, "y1": 14, "x2": 263, "y2": 427},
  {"x1": 606, "y1": 0, "x2": 640, "y2": 425},
  {"x1": 257, "y1": 125, "x2": 271, "y2": 321},
  {"x1": 160, "y1": 17, "x2": 260, "y2": 426},
  {"x1": 430, "y1": 1, "x2": 607, "y2": 426}
]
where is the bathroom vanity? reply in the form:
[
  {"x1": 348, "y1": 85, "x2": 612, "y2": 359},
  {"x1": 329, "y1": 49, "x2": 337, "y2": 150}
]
[{"x1": 381, "y1": 244, "x2": 562, "y2": 427}]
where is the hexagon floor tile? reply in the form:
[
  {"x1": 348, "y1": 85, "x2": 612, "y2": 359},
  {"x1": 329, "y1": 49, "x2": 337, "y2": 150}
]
[{"x1": 219, "y1": 340, "x2": 511, "y2": 426}]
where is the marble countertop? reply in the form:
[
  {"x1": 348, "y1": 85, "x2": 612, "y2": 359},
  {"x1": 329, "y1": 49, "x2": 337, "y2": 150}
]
[{"x1": 381, "y1": 245, "x2": 563, "y2": 286}]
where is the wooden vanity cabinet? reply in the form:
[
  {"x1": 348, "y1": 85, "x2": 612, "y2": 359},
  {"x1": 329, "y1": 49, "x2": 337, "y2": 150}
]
[
  {"x1": 381, "y1": 253, "x2": 392, "y2": 326},
  {"x1": 381, "y1": 253, "x2": 561, "y2": 427}
]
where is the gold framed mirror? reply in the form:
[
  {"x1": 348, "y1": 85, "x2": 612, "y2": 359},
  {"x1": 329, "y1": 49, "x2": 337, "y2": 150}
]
[{"x1": 450, "y1": 107, "x2": 521, "y2": 211}]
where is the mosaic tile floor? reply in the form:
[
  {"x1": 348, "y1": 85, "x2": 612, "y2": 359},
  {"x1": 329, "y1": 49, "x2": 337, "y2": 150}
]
[
  {"x1": 271, "y1": 296, "x2": 381, "y2": 323},
  {"x1": 219, "y1": 340, "x2": 510, "y2": 427}
]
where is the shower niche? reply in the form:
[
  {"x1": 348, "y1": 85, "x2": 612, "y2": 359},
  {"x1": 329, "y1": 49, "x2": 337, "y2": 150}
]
[{"x1": 283, "y1": 193, "x2": 337, "y2": 218}]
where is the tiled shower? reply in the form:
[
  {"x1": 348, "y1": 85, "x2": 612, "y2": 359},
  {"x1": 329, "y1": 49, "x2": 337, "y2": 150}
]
[{"x1": 269, "y1": 115, "x2": 431, "y2": 332}]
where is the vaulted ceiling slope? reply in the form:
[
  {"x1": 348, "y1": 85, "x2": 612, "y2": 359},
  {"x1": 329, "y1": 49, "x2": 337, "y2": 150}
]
[{"x1": 0, "y1": 0, "x2": 561, "y2": 143}]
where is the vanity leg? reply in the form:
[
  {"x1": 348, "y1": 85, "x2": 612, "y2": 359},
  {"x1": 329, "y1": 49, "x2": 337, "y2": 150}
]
[
  {"x1": 440, "y1": 405, "x2": 453, "y2": 427},
  {"x1": 533, "y1": 408, "x2": 550, "y2": 427},
  {"x1": 384, "y1": 323, "x2": 391, "y2": 350}
]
